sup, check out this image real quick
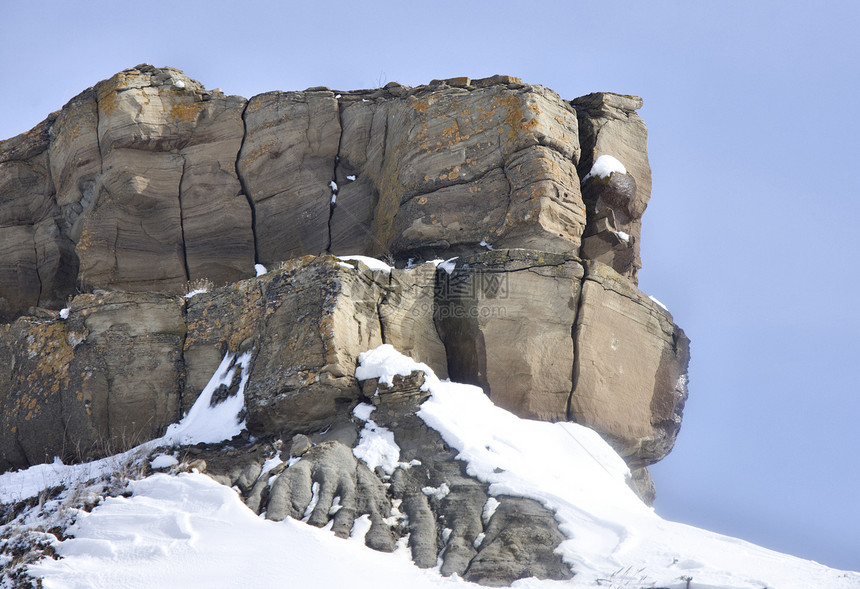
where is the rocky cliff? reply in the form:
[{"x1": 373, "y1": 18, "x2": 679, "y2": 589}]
[{"x1": 0, "y1": 66, "x2": 689, "y2": 585}]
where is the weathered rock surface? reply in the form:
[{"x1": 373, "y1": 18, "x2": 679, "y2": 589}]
[
  {"x1": 0, "y1": 258, "x2": 453, "y2": 471},
  {"x1": 574, "y1": 93, "x2": 651, "y2": 282},
  {"x1": 0, "y1": 67, "x2": 691, "y2": 586},
  {"x1": 0, "y1": 252, "x2": 687, "y2": 473},
  {"x1": 0, "y1": 291, "x2": 185, "y2": 470},
  {"x1": 183, "y1": 368, "x2": 573, "y2": 585},
  {"x1": 1, "y1": 67, "x2": 652, "y2": 323},
  {"x1": 332, "y1": 78, "x2": 584, "y2": 260},
  {"x1": 571, "y1": 261, "x2": 690, "y2": 466},
  {"x1": 435, "y1": 249, "x2": 584, "y2": 421}
]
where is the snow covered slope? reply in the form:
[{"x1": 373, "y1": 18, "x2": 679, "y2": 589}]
[{"x1": 4, "y1": 346, "x2": 858, "y2": 589}]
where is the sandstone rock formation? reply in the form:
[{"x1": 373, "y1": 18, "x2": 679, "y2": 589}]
[
  {"x1": 0, "y1": 252, "x2": 686, "y2": 473},
  {"x1": 1, "y1": 66, "x2": 690, "y2": 584},
  {"x1": 1, "y1": 66, "x2": 653, "y2": 323}
]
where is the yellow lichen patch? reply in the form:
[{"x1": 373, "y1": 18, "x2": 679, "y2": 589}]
[
  {"x1": 412, "y1": 96, "x2": 435, "y2": 113},
  {"x1": 441, "y1": 120, "x2": 461, "y2": 142},
  {"x1": 492, "y1": 95, "x2": 540, "y2": 143},
  {"x1": 169, "y1": 100, "x2": 202, "y2": 125},
  {"x1": 242, "y1": 141, "x2": 277, "y2": 166},
  {"x1": 439, "y1": 166, "x2": 461, "y2": 181},
  {"x1": 298, "y1": 370, "x2": 318, "y2": 387},
  {"x1": 25, "y1": 322, "x2": 74, "y2": 383},
  {"x1": 98, "y1": 88, "x2": 120, "y2": 116},
  {"x1": 76, "y1": 226, "x2": 95, "y2": 254}
]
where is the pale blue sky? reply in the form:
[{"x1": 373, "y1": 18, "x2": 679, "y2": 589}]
[{"x1": 2, "y1": 0, "x2": 858, "y2": 572}]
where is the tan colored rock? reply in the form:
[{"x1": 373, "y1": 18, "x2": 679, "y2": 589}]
[
  {"x1": 72, "y1": 64, "x2": 254, "y2": 293},
  {"x1": 67, "y1": 291, "x2": 186, "y2": 450},
  {"x1": 178, "y1": 94, "x2": 255, "y2": 286},
  {"x1": 0, "y1": 68, "x2": 692, "y2": 479},
  {"x1": 238, "y1": 90, "x2": 340, "y2": 263},
  {"x1": 331, "y1": 82, "x2": 585, "y2": 259},
  {"x1": 0, "y1": 118, "x2": 61, "y2": 321},
  {"x1": 191, "y1": 256, "x2": 450, "y2": 440},
  {"x1": 377, "y1": 262, "x2": 449, "y2": 379},
  {"x1": 0, "y1": 225, "x2": 40, "y2": 322},
  {"x1": 48, "y1": 88, "x2": 101, "y2": 241},
  {"x1": 570, "y1": 261, "x2": 690, "y2": 466},
  {"x1": 77, "y1": 149, "x2": 188, "y2": 292},
  {"x1": 0, "y1": 291, "x2": 185, "y2": 470},
  {"x1": 242, "y1": 256, "x2": 383, "y2": 435},
  {"x1": 435, "y1": 249, "x2": 584, "y2": 421},
  {"x1": 0, "y1": 143, "x2": 54, "y2": 227}
]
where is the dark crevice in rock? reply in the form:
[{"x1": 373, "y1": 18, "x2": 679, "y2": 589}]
[
  {"x1": 30, "y1": 229, "x2": 43, "y2": 307},
  {"x1": 327, "y1": 99, "x2": 343, "y2": 253},
  {"x1": 177, "y1": 155, "x2": 191, "y2": 282},
  {"x1": 13, "y1": 406, "x2": 31, "y2": 469},
  {"x1": 380, "y1": 105, "x2": 390, "y2": 166},
  {"x1": 495, "y1": 145, "x2": 515, "y2": 238},
  {"x1": 177, "y1": 299, "x2": 190, "y2": 418},
  {"x1": 566, "y1": 273, "x2": 588, "y2": 421},
  {"x1": 375, "y1": 296, "x2": 388, "y2": 345},
  {"x1": 93, "y1": 89, "x2": 106, "y2": 167},
  {"x1": 235, "y1": 100, "x2": 259, "y2": 265}
]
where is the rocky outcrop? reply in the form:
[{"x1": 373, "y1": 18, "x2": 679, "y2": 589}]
[
  {"x1": 0, "y1": 66, "x2": 691, "y2": 586},
  {"x1": 571, "y1": 261, "x2": 689, "y2": 467},
  {"x1": 184, "y1": 368, "x2": 573, "y2": 586},
  {"x1": 1, "y1": 66, "x2": 653, "y2": 323},
  {"x1": 0, "y1": 252, "x2": 687, "y2": 473},
  {"x1": 0, "y1": 66, "x2": 688, "y2": 491}
]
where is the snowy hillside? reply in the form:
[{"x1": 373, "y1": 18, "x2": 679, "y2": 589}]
[{"x1": 2, "y1": 345, "x2": 858, "y2": 589}]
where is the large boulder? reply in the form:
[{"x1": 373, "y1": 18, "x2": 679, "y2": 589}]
[
  {"x1": 435, "y1": 249, "x2": 584, "y2": 422},
  {"x1": 184, "y1": 256, "x2": 450, "y2": 438},
  {"x1": 241, "y1": 257, "x2": 384, "y2": 436},
  {"x1": 0, "y1": 291, "x2": 185, "y2": 470},
  {"x1": 570, "y1": 261, "x2": 690, "y2": 466},
  {"x1": 332, "y1": 77, "x2": 585, "y2": 259}
]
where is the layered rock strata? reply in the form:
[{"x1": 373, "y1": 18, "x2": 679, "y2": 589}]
[
  {"x1": 0, "y1": 254, "x2": 687, "y2": 475},
  {"x1": 0, "y1": 65, "x2": 649, "y2": 323},
  {"x1": 0, "y1": 67, "x2": 688, "y2": 498}
]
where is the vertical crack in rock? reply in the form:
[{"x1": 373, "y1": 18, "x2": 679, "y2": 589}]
[
  {"x1": 327, "y1": 97, "x2": 344, "y2": 253},
  {"x1": 566, "y1": 272, "x2": 588, "y2": 420},
  {"x1": 495, "y1": 153, "x2": 515, "y2": 238},
  {"x1": 31, "y1": 229, "x2": 43, "y2": 306},
  {"x1": 13, "y1": 415, "x2": 31, "y2": 468},
  {"x1": 235, "y1": 100, "x2": 259, "y2": 265},
  {"x1": 375, "y1": 289, "x2": 388, "y2": 345},
  {"x1": 177, "y1": 155, "x2": 191, "y2": 282},
  {"x1": 93, "y1": 88, "x2": 105, "y2": 170}
]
